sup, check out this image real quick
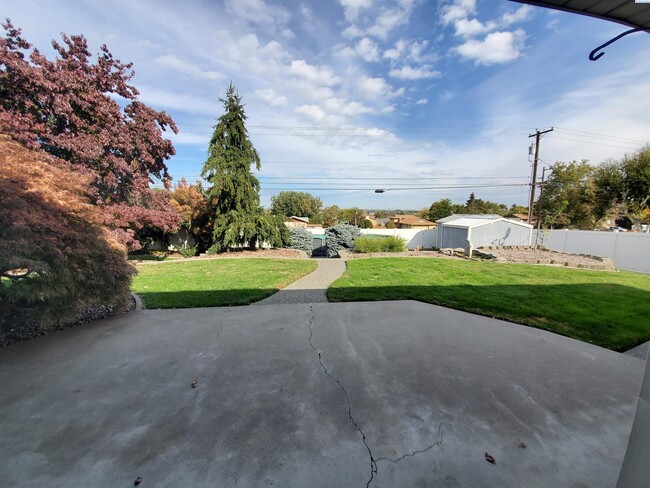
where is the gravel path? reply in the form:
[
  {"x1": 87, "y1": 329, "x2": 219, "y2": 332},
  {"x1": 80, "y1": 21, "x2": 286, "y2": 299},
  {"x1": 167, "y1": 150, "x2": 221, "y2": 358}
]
[{"x1": 255, "y1": 258, "x2": 346, "y2": 305}]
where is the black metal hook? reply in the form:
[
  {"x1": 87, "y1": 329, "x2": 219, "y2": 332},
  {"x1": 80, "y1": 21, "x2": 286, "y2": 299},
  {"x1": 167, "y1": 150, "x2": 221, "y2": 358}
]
[{"x1": 589, "y1": 28, "x2": 643, "y2": 61}]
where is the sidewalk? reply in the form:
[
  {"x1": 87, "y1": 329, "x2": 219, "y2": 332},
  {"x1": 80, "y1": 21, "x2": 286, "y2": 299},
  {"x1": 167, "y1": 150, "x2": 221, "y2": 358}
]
[{"x1": 254, "y1": 258, "x2": 346, "y2": 305}]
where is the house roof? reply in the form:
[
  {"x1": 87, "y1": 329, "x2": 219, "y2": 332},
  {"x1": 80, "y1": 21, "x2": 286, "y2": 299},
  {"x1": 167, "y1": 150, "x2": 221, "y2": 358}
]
[
  {"x1": 390, "y1": 214, "x2": 436, "y2": 226},
  {"x1": 436, "y1": 214, "x2": 502, "y2": 224},
  {"x1": 442, "y1": 217, "x2": 533, "y2": 230},
  {"x1": 508, "y1": 213, "x2": 530, "y2": 221},
  {"x1": 511, "y1": 0, "x2": 650, "y2": 31},
  {"x1": 288, "y1": 216, "x2": 309, "y2": 223}
]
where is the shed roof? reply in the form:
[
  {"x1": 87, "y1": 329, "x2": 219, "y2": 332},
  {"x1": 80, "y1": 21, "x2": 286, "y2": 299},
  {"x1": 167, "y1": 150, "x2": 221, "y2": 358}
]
[
  {"x1": 436, "y1": 214, "x2": 502, "y2": 224},
  {"x1": 442, "y1": 217, "x2": 533, "y2": 230},
  {"x1": 511, "y1": 0, "x2": 650, "y2": 31}
]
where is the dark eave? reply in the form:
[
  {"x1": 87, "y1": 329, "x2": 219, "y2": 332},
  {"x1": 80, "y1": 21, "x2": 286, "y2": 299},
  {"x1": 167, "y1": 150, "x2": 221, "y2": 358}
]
[{"x1": 509, "y1": 0, "x2": 650, "y2": 31}]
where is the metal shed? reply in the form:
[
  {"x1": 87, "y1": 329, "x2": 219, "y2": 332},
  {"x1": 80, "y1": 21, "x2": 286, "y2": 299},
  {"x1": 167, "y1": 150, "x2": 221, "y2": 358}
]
[{"x1": 437, "y1": 215, "x2": 532, "y2": 254}]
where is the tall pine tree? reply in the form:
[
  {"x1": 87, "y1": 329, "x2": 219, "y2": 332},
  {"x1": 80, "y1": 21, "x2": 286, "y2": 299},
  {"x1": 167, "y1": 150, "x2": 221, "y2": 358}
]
[{"x1": 202, "y1": 84, "x2": 287, "y2": 251}]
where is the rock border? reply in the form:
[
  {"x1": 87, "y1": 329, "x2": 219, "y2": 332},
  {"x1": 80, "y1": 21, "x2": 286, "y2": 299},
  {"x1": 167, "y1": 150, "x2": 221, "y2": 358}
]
[{"x1": 475, "y1": 246, "x2": 615, "y2": 271}]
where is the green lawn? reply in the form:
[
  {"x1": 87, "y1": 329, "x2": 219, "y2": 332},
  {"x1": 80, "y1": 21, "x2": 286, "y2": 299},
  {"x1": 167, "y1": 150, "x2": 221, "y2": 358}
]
[
  {"x1": 132, "y1": 258, "x2": 317, "y2": 308},
  {"x1": 328, "y1": 258, "x2": 650, "y2": 351}
]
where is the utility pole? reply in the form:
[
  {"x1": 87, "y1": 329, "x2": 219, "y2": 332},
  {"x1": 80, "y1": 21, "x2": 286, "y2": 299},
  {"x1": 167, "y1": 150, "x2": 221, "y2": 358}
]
[
  {"x1": 527, "y1": 127, "x2": 553, "y2": 224},
  {"x1": 536, "y1": 166, "x2": 548, "y2": 230}
]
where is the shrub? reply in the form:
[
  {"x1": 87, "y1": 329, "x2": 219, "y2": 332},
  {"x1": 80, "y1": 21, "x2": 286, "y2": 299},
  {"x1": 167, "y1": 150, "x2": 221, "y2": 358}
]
[
  {"x1": 288, "y1": 227, "x2": 314, "y2": 256},
  {"x1": 383, "y1": 235, "x2": 407, "y2": 252},
  {"x1": 354, "y1": 235, "x2": 407, "y2": 253},
  {"x1": 178, "y1": 246, "x2": 198, "y2": 258},
  {"x1": 326, "y1": 224, "x2": 360, "y2": 257},
  {"x1": 0, "y1": 135, "x2": 135, "y2": 334}
]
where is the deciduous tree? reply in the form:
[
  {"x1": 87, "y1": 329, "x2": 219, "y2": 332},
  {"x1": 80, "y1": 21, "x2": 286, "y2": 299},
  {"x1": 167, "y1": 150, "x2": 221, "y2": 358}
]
[
  {"x1": 270, "y1": 191, "x2": 323, "y2": 219},
  {"x1": 427, "y1": 198, "x2": 454, "y2": 221},
  {"x1": 0, "y1": 20, "x2": 179, "y2": 250},
  {"x1": 593, "y1": 147, "x2": 650, "y2": 229},
  {"x1": 0, "y1": 135, "x2": 135, "y2": 336},
  {"x1": 540, "y1": 161, "x2": 595, "y2": 229}
]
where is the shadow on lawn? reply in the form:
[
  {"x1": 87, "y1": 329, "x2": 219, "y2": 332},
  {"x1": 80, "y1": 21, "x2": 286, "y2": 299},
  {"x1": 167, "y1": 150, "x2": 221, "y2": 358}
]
[
  {"x1": 326, "y1": 283, "x2": 650, "y2": 352},
  {"x1": 137, "y1": 283, "x2": 650, "y2": 351}
]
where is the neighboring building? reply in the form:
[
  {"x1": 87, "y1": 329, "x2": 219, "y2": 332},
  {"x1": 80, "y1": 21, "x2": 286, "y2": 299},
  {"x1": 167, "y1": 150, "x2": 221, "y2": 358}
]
[
  {"x1": 364, "y1": 216, "x2": 381, "y2": 228},
  {"x1": 389, "y1": 214, "x2": 436, "y2": 229},
  {"x1": 436, "y1": 214, "x2": 532, "y2": 255},
  {"x1": 285, "y1": 216, "x2": 309, "y2": 228},
  {"x1": 507, "y1": 213, "x2": 538, "y2": 227}
]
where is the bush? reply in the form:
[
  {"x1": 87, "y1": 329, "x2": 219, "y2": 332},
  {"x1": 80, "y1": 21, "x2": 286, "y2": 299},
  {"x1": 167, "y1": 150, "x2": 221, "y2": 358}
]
[
  {"x1": 288, "y1": 227, "x2": 314, "y2": 257},
  {"x1": 326, "y1": 224, "x2": 360, "y2": 257},
  {"x1": 354, "y1": 235, "x2": 407, "y2": 253},
  {"x1": 0, "y1": 135, "x2": 135, "y2": 335},
  {"x1": 178, "y1": 246, "x2": 198, "y2": 258}
]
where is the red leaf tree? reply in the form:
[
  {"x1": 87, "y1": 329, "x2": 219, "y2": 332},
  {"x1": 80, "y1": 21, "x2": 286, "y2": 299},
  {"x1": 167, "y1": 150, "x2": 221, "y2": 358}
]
[
  {"x1": 0, "y1": 134, "x2": 136, "y2": 340},
  {"x1": 0, "y1": 20, "x2": 179, "y2": 249}
]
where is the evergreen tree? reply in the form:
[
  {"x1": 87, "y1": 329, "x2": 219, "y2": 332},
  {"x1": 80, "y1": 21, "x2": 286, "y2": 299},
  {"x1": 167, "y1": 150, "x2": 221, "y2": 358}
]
[{"x1": 202, "y1": 84, "x2": 286, "y2": 251}]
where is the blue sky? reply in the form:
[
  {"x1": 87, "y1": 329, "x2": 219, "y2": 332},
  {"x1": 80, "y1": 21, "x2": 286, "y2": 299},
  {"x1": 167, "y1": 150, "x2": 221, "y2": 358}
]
[{"x1": 3, "y1": 0, "x2": 650, "y2": 210}]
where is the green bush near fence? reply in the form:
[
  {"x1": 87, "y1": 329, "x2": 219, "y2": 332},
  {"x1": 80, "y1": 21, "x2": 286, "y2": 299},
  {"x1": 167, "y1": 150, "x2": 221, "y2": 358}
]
[{"x1": 354, "y1": 235, "x2": 407, "y2": 253}]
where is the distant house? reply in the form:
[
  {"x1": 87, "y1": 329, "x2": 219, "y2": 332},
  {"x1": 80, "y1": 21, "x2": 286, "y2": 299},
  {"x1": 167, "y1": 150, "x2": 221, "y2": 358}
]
[
  {"x1": 285, "y1": 216, "x2": 309, "y2": 228},
  {"x1": 507, "y1": 213, "x2": 537, "y2": 227},
  {"x1": 389, "y1": 214, "x2": 436, "y2": 229},
  {"x1": 364, "y1": 216, "x2": 381, "y2": 228},
  {"x1": 436, "y1": 214, "x2": 532, "y2": 255}
]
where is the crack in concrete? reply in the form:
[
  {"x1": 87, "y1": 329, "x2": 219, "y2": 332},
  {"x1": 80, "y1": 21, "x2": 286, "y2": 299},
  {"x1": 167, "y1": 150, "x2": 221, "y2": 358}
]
[
  {"x1": 375, "y1": 421, "x2": 449, "y2": 464},
  {"x1": 306, "y1": 305, "x2": 378, "y2": 488}
]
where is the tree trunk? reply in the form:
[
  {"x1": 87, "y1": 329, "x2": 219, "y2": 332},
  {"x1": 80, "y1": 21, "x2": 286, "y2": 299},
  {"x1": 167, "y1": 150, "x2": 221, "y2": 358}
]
[{"x1": 249, "y1": 236, "x2": 257, "y2": 251}]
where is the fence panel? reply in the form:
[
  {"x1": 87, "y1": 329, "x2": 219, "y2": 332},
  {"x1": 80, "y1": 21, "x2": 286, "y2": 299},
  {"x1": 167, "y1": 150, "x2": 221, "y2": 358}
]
[{"x1": 534, "y1": 230, "x2": 650, "y2": 273}]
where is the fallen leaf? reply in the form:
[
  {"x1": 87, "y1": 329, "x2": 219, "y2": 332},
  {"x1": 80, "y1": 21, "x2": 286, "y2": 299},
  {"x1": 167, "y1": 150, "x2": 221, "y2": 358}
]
[
  {"x1": 518, "y1": 440, "x2": 526, "y2": 448},
  {"x1": 134, "y1": 476, "x2": 142, "y2": 485},
  {"x1": 191, "y1": 378, "x2": 198, "y2": 388},
  {"x1": 485, "y1": 452, "x2": 496, "y2": 464}
]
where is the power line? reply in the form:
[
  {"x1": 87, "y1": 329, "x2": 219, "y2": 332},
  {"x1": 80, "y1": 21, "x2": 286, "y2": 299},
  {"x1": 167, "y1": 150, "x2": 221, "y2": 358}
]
[
  {"x1": 547, "y1": 135, "x2": 641, "y2": 150},
  {"x1": 554, "y1": 127, "x2": 647, "y2": 145}
]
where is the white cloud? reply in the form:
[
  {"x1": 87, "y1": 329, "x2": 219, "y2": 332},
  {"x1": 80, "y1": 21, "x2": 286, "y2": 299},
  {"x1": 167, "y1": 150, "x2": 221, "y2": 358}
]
[
  {"x1": 289, "y1": 59, "x2": 342, "y2": 86},
  {"x1": 289, "y1": 79, "x2": 335, "y2": 100},
  {"x1": 358, "y1": 76, "x2": 389, "y2": 97},
  {"x1": 383, "y1": 38, "x2": 407, "y2": 60},
  {"x1": 342, "y1": 24, "x2": 364, "y2": 39},
  {"x1": 416, "y1": 98, "x2": 428, "y2": 105},
  {"x1": 155, "y1": 55, "x2": 224, "y2": 81},
  {"x1": 453, "y1": 18, "x2": 496, "y2": 37},
  {"x1": 324, "y1": 97, "x2": 374, "y2": 116},
  {"x1": 281, "y1": 28, "x2": 295, "y2": 39},
  {"x1": 254, "y1": 88, "x2": 288, "y2": 107},
  {"x1": 224, "y1": 0, "x2": 290, "y2": 27},
  {"x1": 340, "y1": 0, "x2": 373, "y2": 21},
  {"x1": 295, "y1": 104, "x2": 327, "y2": 122},
  {"x1": 366, "y1": 1, "x2": 415, "y2": 40},
  {"x1": 389, "y1": 65, "x2": 441, "y2": 80},
  {"x1": 502, "y1": 5, "x2": 533, "y2": 25},
  {"x1": 441, "y1": 0, "x2": 476, "y2": 25},
  {"x1": 381, "y1": 105, "x2": 396, "y2": 113},
  {"x1": 294, "y1": 104, "x2": 344, "y2": 125},
  {"x1": 455, "y1": 29, "x2": 526, "y2": 65},
  {"x1": 137, "y1": 86, "x2": 218, "y2": 116},
  {"x1": 440, "y1": 90, "x2": 455, "y2": 102},
  {"x1": 355, "y1": 37, "x2": 380, "y2": 62}
]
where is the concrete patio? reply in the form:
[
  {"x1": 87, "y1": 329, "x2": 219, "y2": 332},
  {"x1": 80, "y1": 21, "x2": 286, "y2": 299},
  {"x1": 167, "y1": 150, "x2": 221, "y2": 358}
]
[{"x1": 0, "y1": 301, "x2": 644, "y2": 487}]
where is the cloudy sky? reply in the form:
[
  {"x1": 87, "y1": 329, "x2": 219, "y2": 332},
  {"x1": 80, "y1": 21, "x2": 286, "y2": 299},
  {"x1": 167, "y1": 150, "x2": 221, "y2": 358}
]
[{"x1": 3, "y1": 0, "x2": 650, "y2": 210}]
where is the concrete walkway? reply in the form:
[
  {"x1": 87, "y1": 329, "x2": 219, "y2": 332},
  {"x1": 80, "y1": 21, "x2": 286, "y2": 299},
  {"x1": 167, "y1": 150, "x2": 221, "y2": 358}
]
[
  {"x1": 0, "y1": 301, "x2": 643, "y2": 487},
  {"x1": 255, "y1": 258, "x2": 347, "y2": 305}
]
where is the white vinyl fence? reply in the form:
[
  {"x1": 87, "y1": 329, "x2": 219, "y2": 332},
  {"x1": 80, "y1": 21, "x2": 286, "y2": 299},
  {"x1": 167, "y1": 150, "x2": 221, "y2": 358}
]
[
  {"x1": 533, "y1": 230, "x2": 650, "y2": 274},
  {"x1": 359, "y1": 228, "x2": 439, "y2": 250}
]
